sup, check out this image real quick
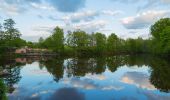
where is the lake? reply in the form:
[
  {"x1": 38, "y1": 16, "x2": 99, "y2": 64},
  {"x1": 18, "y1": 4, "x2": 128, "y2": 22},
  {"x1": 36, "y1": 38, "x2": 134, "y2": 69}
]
[{"x1": 0, "y1": 55, "x2": 170, "y2": 100}]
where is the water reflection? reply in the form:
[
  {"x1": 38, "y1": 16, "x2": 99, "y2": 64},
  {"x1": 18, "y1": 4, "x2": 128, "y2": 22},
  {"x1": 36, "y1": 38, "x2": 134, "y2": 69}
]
[
  {"x1": 121, "y1": 71, "x2": 155, "y2": 90},
  {"x1": 0, "y1": 55, "x2": 170, "y2": 100},
  {"x1": 49, "y1": 88, "x2": 85, "y2": 100}
]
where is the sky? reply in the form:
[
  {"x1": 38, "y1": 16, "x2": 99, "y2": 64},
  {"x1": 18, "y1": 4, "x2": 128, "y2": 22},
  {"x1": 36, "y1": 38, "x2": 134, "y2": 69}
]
[{"x1": 0, "y1": 0, "x2": 170, "y2": 42}]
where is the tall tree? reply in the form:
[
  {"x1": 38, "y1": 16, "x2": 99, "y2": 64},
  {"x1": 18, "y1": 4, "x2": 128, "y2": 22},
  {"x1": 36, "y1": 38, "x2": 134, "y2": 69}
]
[
  {"x1": 107, "y1": 33, "x2": 118, "y2": 53},
  {"x1": 94, "y1": 32, "x2": 106, "y2": 53},
  {"x1": 151, "y1": 18, "x2": 170, "y2": 40},
  {"x1": 151, "y1": 18, "x2": 170, "y2": 54},
  {"x1": 160, "y1": 26, "x2": 170, "y2": 53},
  {"x1": 0, "y1": 23, "x2": 3, "y2": 41},
  {"x1": 38, "y1": 37, "x2": 44, "y2": 48},
  {"x1": 3, "y1": 19, "x2": 21, "y2": 40},
  {"x1": 51, "y1": 26, "x2": 64, "y2": 53},
  {"x1": 68, "y1": 30, "x2": 89, "y2": 49}
]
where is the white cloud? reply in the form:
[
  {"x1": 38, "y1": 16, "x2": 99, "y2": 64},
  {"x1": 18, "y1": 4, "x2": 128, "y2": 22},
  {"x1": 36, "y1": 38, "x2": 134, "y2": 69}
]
[
  {"x1": 28, "y1": 19, "x2": 108, "y2": 41},
  {"x1": 121, "y1": 10, "x2": 170, "y2": 29},
  {"x1": 0, "y1": 0, "x2": 54, "y2": 16},
  {"x1": 162, "y1": 0, "x2": 170, "y2": 3},
  {"x1": 32, "y1": 25, "x2": 55, "y2": 33},
  {"x1": 73, "y1": 20, "x2": 108, "y2": 33},
  {"x1": 0, "y1": 1, "x2": 25, "y2": 15},
  {"x1": 44, "y1": 20, "x2": 109, "y2": 34},
  {"x1": 113, "y1": 0, "x2": 170, "y2": 6},
  {"x1": 61, "y1": 10, "x2": 122, "y2": 23},
  {"x1": 62, "y1": 10, "x2": 99, "y2": 23},
  {"x1": 102, "y1": 10, "x2": 123, "y2": 16},
  {"x1": 30, "y1": 3, "x2": 55, "y2": 10}
]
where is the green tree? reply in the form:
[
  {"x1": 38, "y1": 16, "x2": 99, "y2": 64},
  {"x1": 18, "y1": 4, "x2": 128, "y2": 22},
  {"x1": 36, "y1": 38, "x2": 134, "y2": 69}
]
[
  {"x1": 107, "y1": 33, "x2": 119, "y2": 53},
  {"x1": 72, "y1": 30, "x2": 89, "y2": 49},
  {"x1": 151, "y1": 18, "x2": 170, "y2": 54},
  {"x1": 0, "y1": 79, "x2": 7, "y2": 100},
  {"x1": 94, "y1": 32, "x2": 106, "y2": 54},
  {"x1": 38, "y1": 37, "x2": 44, "y2": 48},
  {"x1": 66, "y1": 30, "x2": 89, "y2": 50},
  {"x1": 52, "y1": 27, "x2": 64, "y2": 52},
  {"x1": 0, "y1": 19, "x2": 25, "y2": 55},
  {"x1": 151, "y1": 18, "x2": 170, "y2": 40},
  {"x1": 160, "y1": 26, "x2": 170, "y2": 53},
  {"x1": 3, "y1": 19, "x2": 21, "y2": 40},
  {"x1": 125, "y1": 38, "x2": 136, "y2": 53},
  {"x1": 0, "y1": 23, "x2": 4, "y2": 46},
  {"x1": 43, "y1": 27, "x2": 64, "y2": 53}
]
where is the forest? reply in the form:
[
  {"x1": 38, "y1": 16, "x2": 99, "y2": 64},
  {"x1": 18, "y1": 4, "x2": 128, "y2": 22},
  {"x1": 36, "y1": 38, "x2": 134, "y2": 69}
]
[{"x1": 0, "y1": 18, "x2": 170, "y2": 56}]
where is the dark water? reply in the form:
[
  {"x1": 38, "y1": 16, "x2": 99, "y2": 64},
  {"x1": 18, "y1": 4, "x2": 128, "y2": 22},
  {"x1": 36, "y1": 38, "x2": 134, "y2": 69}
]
[{"x1": 0, "y1": 55, "x2": 170, "y2": 100}]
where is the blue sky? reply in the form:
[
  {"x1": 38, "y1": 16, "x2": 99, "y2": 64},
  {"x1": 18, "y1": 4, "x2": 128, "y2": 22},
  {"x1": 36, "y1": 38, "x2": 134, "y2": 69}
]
[{"x1": 0, "y1": 0, "x2": 170, "y2": 42}]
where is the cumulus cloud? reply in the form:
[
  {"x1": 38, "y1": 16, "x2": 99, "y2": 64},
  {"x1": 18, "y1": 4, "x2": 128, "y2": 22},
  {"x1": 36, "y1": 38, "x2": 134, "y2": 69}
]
[
  {"x1": 0, "y1": 1, "x2": 26, "y2": 15},
  {"x1": 24, "y1": 20, "x2": 109, "y2": 41},
  {"x1": 73, "y1": 20, "x2": 108, "y2": 32},
  {"x1": 121, "y1": 71, "x2": 156, "y2": 90},
  {"x1": 23, "y1": 25, "x2": 56, "y2": 41},
  {"x1": 121, "y1": 10, "x2": 170, "y2": 29},
  {"x1": 113, "y1": 0, "x2": 170, "y2": 9},
  {"x1": 61, "y1": 10, "x2": 122, "y2": 23},
  {"x1": 0, "y1": 0, "x2": 85, "y2": 15},
  {"x1": 30, "y1": 2, "x2": 54, "y2": 10},
  {"x1": 30, "y1": 19, "x2": 108, "y2": 37},
  {"x1": 101, "y1": 10, "x2": 123, "y2": 16},
  {"x1": 32, "y1": 25, "x2": 55, "y2": 33},
  {"x1": 0, "y1": 0, "x2": 42, "y2": 15},
  {"x1": 62, "y1": 11, "x2": 99, "y2": 23}
]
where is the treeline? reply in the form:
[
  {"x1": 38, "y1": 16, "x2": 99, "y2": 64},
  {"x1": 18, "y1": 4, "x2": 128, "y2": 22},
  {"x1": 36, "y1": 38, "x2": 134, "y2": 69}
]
[
  {"x1": 0, "y1": 18, "x2": 170, "y2": 56},
  {"x1": 36, "y1": 18, "x2": 170, "y2": 56},
  {"x1": 38, "y1": 28, "x2": 151, "y2": 56}
]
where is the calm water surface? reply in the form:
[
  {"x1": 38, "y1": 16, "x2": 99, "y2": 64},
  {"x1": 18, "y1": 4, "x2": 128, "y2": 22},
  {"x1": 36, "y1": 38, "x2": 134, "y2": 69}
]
[{"x1": 0, "y1": 55, "x2": 170, "y2": 100}]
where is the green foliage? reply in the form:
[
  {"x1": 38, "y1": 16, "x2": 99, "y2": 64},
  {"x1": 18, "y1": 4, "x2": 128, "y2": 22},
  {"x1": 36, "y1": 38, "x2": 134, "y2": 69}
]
[
  {"x1": 64, "y1": 31, "x2": 107, "y2": 55},
  {"x1": 26, "y1": 41, "x2": 39, "y2": 48},
  {"x1": 94, "y1": 32, "x2": 106, "y2": 53},
  {"x1": 107, "y1": 33, "x2": 119, "y2": 53},
  {"x1": 39, "y1": 28, "x2": 153, "y2": 56},
  {"x1": 0, "y1": 19, "x2": 26, "y2": 55},
  {"x1": 3, "y1": 19, "x2": 21, "y2": 40},
  {"x1": 151, "y1": 18, "x2": 170, "y2": 40},
  {"x1": 160, "y1": 26, "x2": 170, "y2": 54},
  {"x1": 42, "y1": 27, "x2": 64, "y2": 53},
  {"x1": 150, "y1": 18, "x2": 170, "y2": 55},
  {"x1": 52, "y1": 27, "x2": 64, "y2": 52},
  {"x1": 68, "y1": 30, "x2": 89, "y2": 49},
  {"x1": 0, "y1": 79, "x2": 7, "y2": 100}
]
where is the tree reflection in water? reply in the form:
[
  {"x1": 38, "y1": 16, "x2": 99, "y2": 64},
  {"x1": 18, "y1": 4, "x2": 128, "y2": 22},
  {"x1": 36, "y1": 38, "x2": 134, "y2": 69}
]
[
  {"x1": 0, "y1": 57, "x2": 24, "y2": 99},
  {"x1": 0, "y1": 55, "x2": 170, "y2": 98},
  {"x1": 40, "y1": 55, "x2": 170, "y2": 93},
  {"x1": 149, "y1": 57, "x2": 170, "y2": 92}
]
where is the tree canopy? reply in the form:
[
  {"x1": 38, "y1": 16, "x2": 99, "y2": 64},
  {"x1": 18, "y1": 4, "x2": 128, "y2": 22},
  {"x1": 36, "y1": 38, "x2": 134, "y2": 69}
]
[{"x1": 1, "y1": 18, "x2": 170, "y2": 56}]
